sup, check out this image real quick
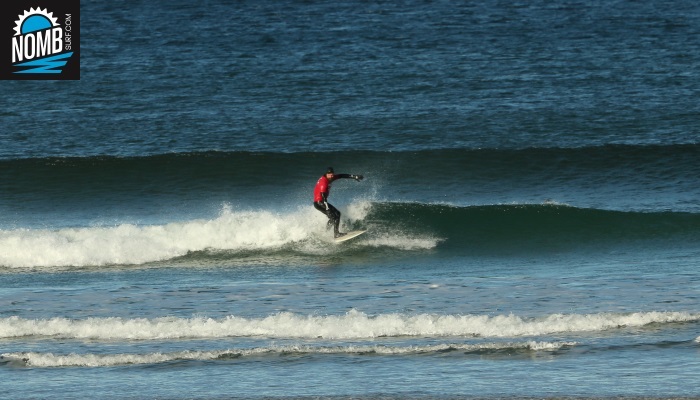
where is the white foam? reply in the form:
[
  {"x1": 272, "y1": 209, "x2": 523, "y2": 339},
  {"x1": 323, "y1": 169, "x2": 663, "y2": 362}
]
[
  {"x1": 344, "y1": 200, "x2": 373, "y2": 222},
  {"x1": 363, "y1": 235, "x2": 440, "y2": 250},
  {"x1": 0, "y1": 202, "x2": 439, "y2": 268},
  {"x1": 1, "y1": 310, "x2": 696, "y2": 340},
  {"x1": 1, "y1": 341, "x2": 576, "y2": 367},
  {"x1": 0, "y1": 205, "x2": 308, "y2": 268}
]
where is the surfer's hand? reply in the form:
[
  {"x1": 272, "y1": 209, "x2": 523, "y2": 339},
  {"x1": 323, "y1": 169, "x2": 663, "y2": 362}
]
[
  {"x1": 324, "y1": 202, "x2": 329, "y2": 211},
  {"x1": 353, "y1": 175, "x2": 364, "y2": 181}
]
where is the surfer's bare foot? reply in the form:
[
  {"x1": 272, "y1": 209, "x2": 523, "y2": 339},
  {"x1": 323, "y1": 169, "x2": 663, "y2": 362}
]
[{"x1": 334, "y1": 232, "x2": 346, "y2": 238}]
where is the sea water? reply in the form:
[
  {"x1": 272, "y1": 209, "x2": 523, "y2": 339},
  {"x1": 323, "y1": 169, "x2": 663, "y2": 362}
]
[{"x1": 2, "y1": 0, "x2": 700, "y2": 399}]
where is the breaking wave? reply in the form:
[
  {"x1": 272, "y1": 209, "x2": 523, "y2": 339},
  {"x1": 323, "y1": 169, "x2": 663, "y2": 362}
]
[
  {"x1": 2, "y1": 341, "x2": 575, "y2": 367},
  {"x1": 3, "y1": 199, "x2": 700, "y2": 269},
  {"x1": 1, "y1": 310, "x2": 696, "y2": 340}
]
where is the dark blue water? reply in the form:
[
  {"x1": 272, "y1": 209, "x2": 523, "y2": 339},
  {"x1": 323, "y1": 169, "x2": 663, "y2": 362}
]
[
  {"x1": 4, "y1": 0, "x2": 699, "y2": 158},
  {"x1": 1, "y1": 0, "x2": 700, "y2": 398}
]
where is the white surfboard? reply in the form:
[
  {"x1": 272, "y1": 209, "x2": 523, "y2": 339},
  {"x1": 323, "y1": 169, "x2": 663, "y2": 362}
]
[{"x1": 334, "y1": 230, "x2": 367, "y2": 243}]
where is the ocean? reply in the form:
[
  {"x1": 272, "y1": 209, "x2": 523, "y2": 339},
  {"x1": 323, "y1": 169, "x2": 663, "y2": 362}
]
[{"x1": 1, "y1": 0, "x2": 700, "y2": 398}]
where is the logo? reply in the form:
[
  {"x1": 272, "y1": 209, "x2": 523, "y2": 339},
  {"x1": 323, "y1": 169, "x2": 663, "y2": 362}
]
[{"x1": 1, "y1": 1, "x2": 79, "y2": 80}]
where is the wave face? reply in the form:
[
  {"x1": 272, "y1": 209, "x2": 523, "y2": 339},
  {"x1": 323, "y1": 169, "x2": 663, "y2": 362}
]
[
  {"x1": 1, "y1": 144, "x2": 699, "y2": 225},
  {"x1": 369, "y1": 202, "x2": 700, "y2": 252},
  {"x1": 2, "y1": 201, "x2": 699, "y2": 269}
]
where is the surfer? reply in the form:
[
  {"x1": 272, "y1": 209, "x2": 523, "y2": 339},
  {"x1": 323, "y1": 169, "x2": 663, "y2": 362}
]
[{"x1": 313, "y1": 167, "x2": 363, "y2": 238}]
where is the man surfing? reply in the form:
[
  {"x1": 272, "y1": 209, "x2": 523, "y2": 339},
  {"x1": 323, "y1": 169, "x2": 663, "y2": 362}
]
[{"x1": 313, "y1": 167, "x2": 363, "y2": 238}]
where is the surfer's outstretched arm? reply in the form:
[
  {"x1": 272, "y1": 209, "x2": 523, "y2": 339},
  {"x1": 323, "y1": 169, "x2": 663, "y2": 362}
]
[{"x1": 334, "y1": 174, "x2": 364, "y2": 181}]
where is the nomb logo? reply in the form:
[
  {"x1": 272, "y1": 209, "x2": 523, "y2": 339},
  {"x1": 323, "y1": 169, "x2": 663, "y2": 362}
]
[{"x1": 1, "y1": 1, "x2": 79, "y2": 80}]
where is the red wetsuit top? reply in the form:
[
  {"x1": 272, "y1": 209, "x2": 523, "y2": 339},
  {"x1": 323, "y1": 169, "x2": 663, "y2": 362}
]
[
  {"x1": 314, "y1": 175, "x2": 333, "y2": 202},
  {"x1": 314, "y1": 174, "x2": 352, "y2": 202}
]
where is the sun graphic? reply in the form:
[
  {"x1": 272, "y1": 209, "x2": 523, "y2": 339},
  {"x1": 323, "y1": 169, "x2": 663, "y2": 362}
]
[{"x1": 13, "y1": 7, "x2": 59, "y2": 37}]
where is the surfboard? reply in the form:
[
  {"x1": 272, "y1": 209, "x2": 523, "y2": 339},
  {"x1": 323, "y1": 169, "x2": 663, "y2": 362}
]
[{"x1": 334, "y1": 230, "x2": 367, "y2": 243}]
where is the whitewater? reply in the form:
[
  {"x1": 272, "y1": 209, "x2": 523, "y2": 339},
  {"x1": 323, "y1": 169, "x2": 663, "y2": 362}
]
[
  {"x1": 4, "y1": 341, "x2": 577, "y2": 368},
  {"x1": 0, "y1": 202, "x2": 439, "y2": 269},
  {"x1": 2, "y1": 310, "x2": 697, "y2": 340}
]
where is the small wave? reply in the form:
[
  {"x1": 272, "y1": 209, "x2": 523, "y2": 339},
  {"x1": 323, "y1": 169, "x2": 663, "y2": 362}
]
[
  {"x1": 1, "y1": 311, "x2": 696, "y2": 341},
  {"x1": 2, "y1": 341, "x2": 576, "y2": 367}
]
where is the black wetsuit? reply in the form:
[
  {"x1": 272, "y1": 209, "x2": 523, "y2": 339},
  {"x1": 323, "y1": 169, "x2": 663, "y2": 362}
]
[{"x1": 313, "y1": 201, "x2": 342, "y2": 235}]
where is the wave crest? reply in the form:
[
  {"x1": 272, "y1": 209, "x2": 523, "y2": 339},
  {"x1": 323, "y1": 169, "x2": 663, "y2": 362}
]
[
  {"x1": 1, "y1": 311, "x2": 696, "y2": 340},
  {"x1": 2, "y1": 341, "x2": 576, "y2": 367}
]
